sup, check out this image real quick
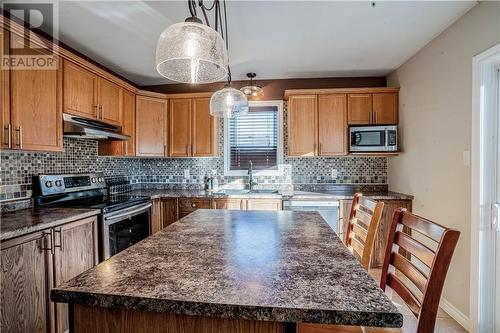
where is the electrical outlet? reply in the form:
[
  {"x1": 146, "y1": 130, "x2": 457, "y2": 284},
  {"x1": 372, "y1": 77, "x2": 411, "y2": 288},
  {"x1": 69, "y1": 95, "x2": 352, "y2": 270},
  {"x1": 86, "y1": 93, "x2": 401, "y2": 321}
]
[
  {"x1": 184, "y1": 169, "x2": 190, "y2": 179},
  {"x1": 331, "y1": 169, "x2": 338, "y2": 179}
]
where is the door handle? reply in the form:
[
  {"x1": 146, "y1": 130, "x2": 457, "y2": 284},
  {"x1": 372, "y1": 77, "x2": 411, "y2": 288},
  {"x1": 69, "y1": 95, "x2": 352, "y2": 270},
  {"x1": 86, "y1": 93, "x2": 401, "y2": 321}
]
[
  {"x1": 493, "y1": 203, "x2": 500, "y2": 232},
  {"x1": 99, "y1": 105, "x2": 103, "y2": 119},
  {"x1": 14, "y1": 126, "x2": 22, "y2": 149},
  {"x1": 39, "y1": 229, "x2": 55, "y2": 254},
  {"x1": 186, "y1": 144, "x2": 189, "y2": 156},
  {"x1": 54, "y1": 228, "x2": 63, "y2": 252},
  {"x1": 3, "y1": 124, "x2": 11, "y2": 148}
]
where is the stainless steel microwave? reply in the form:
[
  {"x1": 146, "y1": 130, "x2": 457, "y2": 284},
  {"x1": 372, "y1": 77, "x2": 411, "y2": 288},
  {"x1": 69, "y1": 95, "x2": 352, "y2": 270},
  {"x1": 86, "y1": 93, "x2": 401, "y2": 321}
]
[{"x1": 349, "y1": 125, "x2": 398, "y2": 152}]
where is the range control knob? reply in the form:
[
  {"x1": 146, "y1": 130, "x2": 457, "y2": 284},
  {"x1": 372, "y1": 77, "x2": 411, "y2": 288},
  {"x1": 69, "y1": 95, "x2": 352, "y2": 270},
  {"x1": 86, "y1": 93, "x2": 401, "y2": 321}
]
[
  {"x1": 98, "y1": 177, "x2": 104, "y2": 183},
  {"x1": 55, "y1": 180, "x2": 62, "y2": 187},
  {"x1": 91, "y1": 177, "x2": 97, "y2": 183},
  {"x1": 45, "y1": 181, "x2": 53, "y2": 188}
]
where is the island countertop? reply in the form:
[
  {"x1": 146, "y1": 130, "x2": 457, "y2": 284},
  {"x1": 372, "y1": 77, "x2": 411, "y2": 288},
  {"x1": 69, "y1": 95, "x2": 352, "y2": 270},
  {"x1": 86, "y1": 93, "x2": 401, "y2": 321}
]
[{"x1": 51, "y1": 209, "x2": 402, "y2": 327}]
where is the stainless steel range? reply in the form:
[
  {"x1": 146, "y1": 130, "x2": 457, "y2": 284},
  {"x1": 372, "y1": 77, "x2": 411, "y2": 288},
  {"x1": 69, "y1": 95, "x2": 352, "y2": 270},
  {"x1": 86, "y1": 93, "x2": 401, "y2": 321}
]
[{"x1": 34, "y1": 173, "x2": 151, "y2": 261}]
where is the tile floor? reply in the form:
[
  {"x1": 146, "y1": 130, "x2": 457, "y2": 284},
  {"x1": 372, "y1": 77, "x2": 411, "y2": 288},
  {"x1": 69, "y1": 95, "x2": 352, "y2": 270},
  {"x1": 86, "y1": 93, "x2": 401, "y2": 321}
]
[{"x1": 369, "y1": 269, "x2": 467, "y2": 333}]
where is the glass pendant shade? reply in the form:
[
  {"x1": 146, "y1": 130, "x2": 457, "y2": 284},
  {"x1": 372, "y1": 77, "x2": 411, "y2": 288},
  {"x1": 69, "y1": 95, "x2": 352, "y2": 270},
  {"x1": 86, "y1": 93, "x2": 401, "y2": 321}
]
[
  {"x1": 240, "y1": 85, "x2": 263, "y2": 97},
  {"x1": 210, "y1": 87, "x2": 249, "y2": 118},
  {"x1": 156, "y1": 21, "x2": 228, "y2": 84}
]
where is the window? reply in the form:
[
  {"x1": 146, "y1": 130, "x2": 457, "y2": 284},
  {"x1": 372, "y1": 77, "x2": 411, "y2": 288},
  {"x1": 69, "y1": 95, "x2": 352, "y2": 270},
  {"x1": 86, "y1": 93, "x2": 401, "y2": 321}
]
[{"x1": 224, "y1": 100, "x2": 283, "y2": 176}]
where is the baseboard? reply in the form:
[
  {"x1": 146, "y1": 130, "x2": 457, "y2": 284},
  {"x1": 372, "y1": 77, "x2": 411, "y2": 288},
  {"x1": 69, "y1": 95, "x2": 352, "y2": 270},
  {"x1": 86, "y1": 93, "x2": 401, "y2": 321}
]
[{"x1": 440, "y1": 297, "x2": 470, "y2": 332}]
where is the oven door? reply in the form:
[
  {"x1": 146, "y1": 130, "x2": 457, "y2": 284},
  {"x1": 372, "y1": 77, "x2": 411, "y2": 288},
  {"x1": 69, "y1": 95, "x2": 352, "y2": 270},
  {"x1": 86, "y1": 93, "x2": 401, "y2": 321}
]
[
  {"x1": 101, "y1": 202, "x2": 152, "y2": 260},
  {"x1": 349, "y1": 126, "x2": 397, "y2": 152}
]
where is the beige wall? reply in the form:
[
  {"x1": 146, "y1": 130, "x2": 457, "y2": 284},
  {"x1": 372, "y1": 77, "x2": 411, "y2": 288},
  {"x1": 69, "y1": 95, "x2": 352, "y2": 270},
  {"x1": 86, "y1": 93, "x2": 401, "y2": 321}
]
[{"x1": 387, "y1": 2, "x2": 500, "y2": 319}]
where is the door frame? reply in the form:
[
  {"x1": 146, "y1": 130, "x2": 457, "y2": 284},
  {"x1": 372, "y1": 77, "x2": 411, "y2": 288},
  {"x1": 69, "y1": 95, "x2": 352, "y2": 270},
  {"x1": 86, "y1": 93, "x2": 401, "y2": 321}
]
[{"x1": 471, "y1": 42, "x2": 500, "y2": 333}]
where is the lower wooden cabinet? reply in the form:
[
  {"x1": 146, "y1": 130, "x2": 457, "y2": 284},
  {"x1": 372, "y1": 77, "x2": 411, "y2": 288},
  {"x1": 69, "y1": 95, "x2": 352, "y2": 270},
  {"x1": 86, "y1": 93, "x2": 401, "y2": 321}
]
[
  {"x1": 245, "y1": 199, "x2": 282, "y2": 211},
  {"x1": 0, "y1": 216, "x2": 98, "y2": 333},
  {"x1": 212, "y1": 198, "x2": 282, "y2": 211},
  {"x1": 178, "y1": 198, "x2": 211, "y2": 218},
  {"x1": 151, "y1": 198, "x2": 179, "y2": 234},
  {"x1": 212, "y1": 199, "x2": 246, "y2": 210},
  {"x1": 339, "y1": 198, "x2": 412, "y2": 268}
]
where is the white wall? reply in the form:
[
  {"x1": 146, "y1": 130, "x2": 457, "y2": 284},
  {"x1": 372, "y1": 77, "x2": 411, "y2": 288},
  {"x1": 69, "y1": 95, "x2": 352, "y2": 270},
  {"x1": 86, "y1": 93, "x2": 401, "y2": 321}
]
[{"x1": 387, "y1": 1, "x2": 500, "y2": 323}]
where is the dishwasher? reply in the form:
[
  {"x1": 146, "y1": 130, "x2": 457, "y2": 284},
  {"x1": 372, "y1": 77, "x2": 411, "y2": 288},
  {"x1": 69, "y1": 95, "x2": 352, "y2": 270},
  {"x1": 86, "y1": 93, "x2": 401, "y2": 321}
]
[{"x1": 283, "y1": 200, "x2": 340, "y2": 233}]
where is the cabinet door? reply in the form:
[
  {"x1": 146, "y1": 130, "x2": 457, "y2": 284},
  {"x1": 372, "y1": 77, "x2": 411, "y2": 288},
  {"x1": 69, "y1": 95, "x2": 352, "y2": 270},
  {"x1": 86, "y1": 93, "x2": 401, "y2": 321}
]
[
  {"x1": 246, "y1": 199, "x2": 282, "y2": 211},
  {"x1": 98, "y1": 78, "x2": 122, "y2": 126},
  {"x1": 136, "y1": 95, "x2": 167, "y2": 157},
  {"x1": 161, "y1": 198, "x2": 179, "y2": 229},
  {"x1": 373, "y1": 93, "x2": 398, "y2": 124},
  {"x1": 192, "y1": 97, "x2": 217, "y2": 157},
  {"x1": 212, "y1": 199, "x2": 245, "y2": 210},
  {"x1": 10, "y1": 58, "x2": 63, "y2": 151},
  {"x1": 1, "y1": 231, "x2": 53, "y2": 333},
  {"x1": 53, "y1": 217, "x2": 98, "y2": 333},
  {"x1": 151, "y1": 199, "x2": 163, "y2": 234},
  {"x1": 288, "y1": 95, "x2": 317, "y2": 156},
  {"x1": 63, "y1": 60, "x2": 97, "y2": 119},
  {"x1": 347, "y1": 94, "x2": 372, "y2": 125},
  {"x1": 122, "y1": 90, "x2": 136, "y2": 156},
  {"x1": 318, "y1": 94, "x2": 347, "y2": 156},
  {"x1": 1, "y1": 28, "x2": 10, "y2": 149},
  {"x1": 169, "y1": 98, "x2": 191, "y2": 157}
]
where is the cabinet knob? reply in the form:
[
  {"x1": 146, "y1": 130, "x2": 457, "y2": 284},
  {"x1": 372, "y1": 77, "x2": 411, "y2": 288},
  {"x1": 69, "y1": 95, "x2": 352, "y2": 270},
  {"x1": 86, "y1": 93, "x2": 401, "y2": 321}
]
[{"x1": 192, "y1": 203, "x2": 197, "y2": 208}]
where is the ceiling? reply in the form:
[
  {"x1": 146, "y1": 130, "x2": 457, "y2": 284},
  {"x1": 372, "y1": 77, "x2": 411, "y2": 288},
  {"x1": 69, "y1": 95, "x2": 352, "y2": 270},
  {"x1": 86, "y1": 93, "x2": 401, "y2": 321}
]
[{"x1": 9, "y1": 1, "x2": 475, "y2": 86}]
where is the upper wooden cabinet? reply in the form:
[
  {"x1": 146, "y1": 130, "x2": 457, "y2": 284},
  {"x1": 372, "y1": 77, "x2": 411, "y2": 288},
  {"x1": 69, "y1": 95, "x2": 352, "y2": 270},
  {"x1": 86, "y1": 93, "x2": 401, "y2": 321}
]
[
  {"x1": 63, "y1": 60, "x2": 97, "y2": 119},
  {"x1": 288, "y1": 95, "x2": 317, "y2": 156},
  {"x1": 192, "y1": 98, "x2": 217, "y2": 156},
  {"x1": 169, "y1": 98, "x2": 192, "y2": 157},
  {"x1": 347, "y1": 92, "x2": 398, "y2": 125},
  {"x1": 347, "y1": 94, "x2": 372, "y2": 125},
  {"x1": 136, "y1": 95, "x2": 168, "y2": 157},
  {"x1": 169, "y1": 96, "x2": 218, "y2": 157},
  {"x1": 98, "y1": 78, "x2": 122, "y2": 126},
  {"x1": 318, "y1": 94, "x2": 348, "y2": 156},
  {"x1": 288, "y1": 94, "x2": 347, "y2": 157},
  {"x1": 97, "y1": 89, "x2": 136, "y2": 157},
  {"x1": 2, "y1": 30, "x2": 63, "y2": 152},
  {"x1": 63, "y1": 59, "x2": 122, "y2": 126},
  {"x1": 373, "y1": 93, "x2": 398, "y2": 124}
]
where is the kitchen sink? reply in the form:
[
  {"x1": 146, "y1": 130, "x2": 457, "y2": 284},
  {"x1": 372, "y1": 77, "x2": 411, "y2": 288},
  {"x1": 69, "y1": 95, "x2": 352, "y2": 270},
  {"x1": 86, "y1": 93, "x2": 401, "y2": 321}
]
[{"x1": 248, "y1": 189, "x2": 279, "y2": 194}]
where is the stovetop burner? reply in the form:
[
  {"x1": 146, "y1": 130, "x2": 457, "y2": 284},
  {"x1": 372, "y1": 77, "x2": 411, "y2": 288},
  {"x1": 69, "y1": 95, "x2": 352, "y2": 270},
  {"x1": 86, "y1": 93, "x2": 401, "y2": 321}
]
[{"x1": 70, "y1": 194, "x2": 151, "y2": 213}]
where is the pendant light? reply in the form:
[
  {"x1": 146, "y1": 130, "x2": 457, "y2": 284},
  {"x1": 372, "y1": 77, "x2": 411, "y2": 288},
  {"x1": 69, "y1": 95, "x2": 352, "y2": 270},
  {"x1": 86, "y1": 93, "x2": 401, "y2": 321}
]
[
  {"x1": 209, "y1": 1, "x2": 248, "y2": 118},
  {"x1": 156, "y1": 0, "x2": 228, "y2": 84},
  {"x1": 240, "y1": 73, "x2": 263, "y2": 97}
]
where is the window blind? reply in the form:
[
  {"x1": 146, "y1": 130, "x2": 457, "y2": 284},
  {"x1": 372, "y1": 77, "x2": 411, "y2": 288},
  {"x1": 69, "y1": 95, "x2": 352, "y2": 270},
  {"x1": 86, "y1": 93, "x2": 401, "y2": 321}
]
[{"x1": 229, "y1": 106, "x2": 278, "y2": 171}]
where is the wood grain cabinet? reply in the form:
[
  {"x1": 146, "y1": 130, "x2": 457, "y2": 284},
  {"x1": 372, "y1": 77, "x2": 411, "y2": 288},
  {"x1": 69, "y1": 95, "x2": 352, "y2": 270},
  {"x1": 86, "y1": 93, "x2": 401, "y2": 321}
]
[
  {"x1": 212, "y1": 199, "x2": 246, "y2": 210},
  {"x1": 245, "y1": 199, "x2": 282, "y2": 211},
  {"x1": 288, "y1": 94, "x2": 347, "y2": 157},
  {"x1": 347, "y1": 92, "x2": 398, "y2": 125},
  {"x1": 98, "y1": 89, "x2": 136, "y2": 156},
  {"x1": 0, "y1": 216, "x2": 98, "y2": 333},
  {"x1": 287, "y1": 95, "x2": 317, "y2": 156},
  {"x1": 169, "y1": 97, "x2": 217, "y2": 157},
  {"x1": 1, "y1": 30, "x2": 63, "y2": 152},
  {"x1": 339, "y1": 198, "x2": 412, "y2": 268},
  {"x1": 135, "y1": 95, "x2": 168, "y2": 157},
  {"x1": 178, "y1": 198, "x2": 211, "y2": 218},
  {"x1": 151, "y1": 198, "x2": 179, "y2": 234},
  {"x1": 63, "y1": 59, "x2": 122, "y2": 126}
]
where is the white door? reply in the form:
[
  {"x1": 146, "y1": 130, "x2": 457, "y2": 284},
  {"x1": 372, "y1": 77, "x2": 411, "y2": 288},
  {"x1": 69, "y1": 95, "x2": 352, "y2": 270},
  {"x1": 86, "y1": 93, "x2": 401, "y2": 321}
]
[{"x1": 478, "y1": 67, "x2": 500, "y2": 333}]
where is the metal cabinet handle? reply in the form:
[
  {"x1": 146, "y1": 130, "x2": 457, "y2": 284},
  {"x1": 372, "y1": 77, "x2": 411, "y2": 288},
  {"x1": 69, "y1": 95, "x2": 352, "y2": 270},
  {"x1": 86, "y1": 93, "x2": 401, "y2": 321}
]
[
  {"x1": 3, "y1": 124, "x2": 11, "y2": 148},
  {"x1": 493, "y1": 203, "x2": 500, "y2": 232},
  {"x1": 186, "y1": 144, "x2": 189, "y2": 155},
  {"x1": 191, "y1": 144, "x2": 195, "y2": 156},
  {"x1": 99, "y1": 105, "x2": 103, "y2": 119},
  {"x1": 39, "y1": 229, "x2": 54, "y2": 254},
  {"x1": 319, "y1": 143, "x2": 322, "y2": 155},
  {"x1": 191, "y1": 203, "x2": 197, "y2": 208},
  {"x1": 54, "y1": 228, "x2": 63, "y2": 252},
  {"x1": 14, "y1": 126, "x2": 22, "y2": 149},
  {"x1": 95, "y1": 105, "x2": 99, "y2": 118}
]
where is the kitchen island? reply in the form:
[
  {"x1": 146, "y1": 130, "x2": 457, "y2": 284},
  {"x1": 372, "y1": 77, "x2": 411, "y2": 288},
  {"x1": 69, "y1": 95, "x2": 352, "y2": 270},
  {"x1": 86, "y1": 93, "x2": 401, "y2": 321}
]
[{"x1": 51, "y1": 209, "x2": 402, "y2": 333}]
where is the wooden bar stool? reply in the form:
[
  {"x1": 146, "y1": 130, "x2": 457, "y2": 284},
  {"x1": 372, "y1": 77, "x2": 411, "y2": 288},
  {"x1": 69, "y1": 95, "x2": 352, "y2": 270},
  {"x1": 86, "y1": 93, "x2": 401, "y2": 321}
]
[
  {"x1": 298, "y1": 209, "x2": 460, "y2": 333},
  {"x1": 344, "y1": 193, "x2": 384, "y2": 270}
]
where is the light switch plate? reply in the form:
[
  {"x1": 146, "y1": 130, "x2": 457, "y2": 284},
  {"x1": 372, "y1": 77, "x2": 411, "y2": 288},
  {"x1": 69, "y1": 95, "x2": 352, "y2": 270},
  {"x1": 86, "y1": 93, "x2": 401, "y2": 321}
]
[
  {"x1": 184, "y1": 169, "x2": 190, "y2": 179},
  {"x1": 331, "y1": 169, "x2": 338, "y2": 179}
]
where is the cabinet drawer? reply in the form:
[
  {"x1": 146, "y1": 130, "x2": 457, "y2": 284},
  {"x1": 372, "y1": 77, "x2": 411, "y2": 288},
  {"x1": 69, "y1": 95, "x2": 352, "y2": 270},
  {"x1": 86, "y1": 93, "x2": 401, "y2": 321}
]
[{"x1": 178, "y1": 198, "x2": 211, "y2": 212}]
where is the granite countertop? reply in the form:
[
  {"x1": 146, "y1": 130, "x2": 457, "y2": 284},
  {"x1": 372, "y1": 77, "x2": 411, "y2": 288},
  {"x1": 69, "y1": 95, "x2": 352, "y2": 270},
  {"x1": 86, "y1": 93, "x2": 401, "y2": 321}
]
[
  {"x1": 0, "y1": 207, "x2": 101, "y2": 241},
  {"x1": 51, "y1": 209, "x2": 402, "y2": 327},
  {"x1": 128, "y1": 188, "x2": 413, "y2": 201}
]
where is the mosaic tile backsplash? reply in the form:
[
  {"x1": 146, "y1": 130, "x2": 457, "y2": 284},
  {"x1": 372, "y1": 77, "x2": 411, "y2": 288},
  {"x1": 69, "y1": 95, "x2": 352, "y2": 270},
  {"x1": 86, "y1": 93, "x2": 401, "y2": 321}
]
[{"x1": 0, "y1": 137, "x2": 386, "y2": 202}]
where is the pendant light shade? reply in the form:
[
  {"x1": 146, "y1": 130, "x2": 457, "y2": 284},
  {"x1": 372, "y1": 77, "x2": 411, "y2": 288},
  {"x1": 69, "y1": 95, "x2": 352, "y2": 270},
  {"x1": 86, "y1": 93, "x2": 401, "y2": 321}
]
[
  {"x1": 156, "y1": 21, "x2": 228, "y2": 84},
  {"x1": 240, "y1": 72, "x2": 263, "y2": 97},
  {"x1": 210, "y1": 86, "x2": 249, "y2": 118}
]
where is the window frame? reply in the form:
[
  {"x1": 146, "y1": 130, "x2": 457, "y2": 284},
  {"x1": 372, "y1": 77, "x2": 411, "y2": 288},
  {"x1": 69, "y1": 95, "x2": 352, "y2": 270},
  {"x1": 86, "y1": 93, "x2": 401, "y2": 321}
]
[{"x1": 224, "y1": 100, "x2": 284, "y2": 176}]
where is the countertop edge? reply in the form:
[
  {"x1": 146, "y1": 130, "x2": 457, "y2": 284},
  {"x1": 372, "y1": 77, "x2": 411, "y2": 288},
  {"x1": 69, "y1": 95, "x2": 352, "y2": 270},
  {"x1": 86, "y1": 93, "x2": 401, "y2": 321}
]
[
  {"x1": 50, "y1": 289, "x2": 403, "y2": 327},
  {"x1": 1, "y1": 209, "x2": 101, "y2": 242}
]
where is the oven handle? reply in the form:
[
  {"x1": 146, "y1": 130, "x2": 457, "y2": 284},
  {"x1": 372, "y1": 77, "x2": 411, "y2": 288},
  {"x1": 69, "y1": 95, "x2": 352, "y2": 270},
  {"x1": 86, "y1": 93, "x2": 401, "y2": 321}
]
[{"x1": 103, "y1": 203, "x2": 152, "y2": 224}]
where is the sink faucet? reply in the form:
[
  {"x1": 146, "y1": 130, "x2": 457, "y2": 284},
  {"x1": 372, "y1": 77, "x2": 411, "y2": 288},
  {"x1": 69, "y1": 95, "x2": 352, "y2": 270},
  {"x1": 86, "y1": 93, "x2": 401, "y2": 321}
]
[{"x1": 248, "y1": 160, "x2": 257, "y2": 192}]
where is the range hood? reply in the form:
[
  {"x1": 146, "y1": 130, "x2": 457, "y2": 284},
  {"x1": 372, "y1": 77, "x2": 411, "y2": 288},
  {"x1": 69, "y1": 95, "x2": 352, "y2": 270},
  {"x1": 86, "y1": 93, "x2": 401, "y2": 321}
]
[{"x1": 63, "y1": 113, "x2": 129, "y2": 141}]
